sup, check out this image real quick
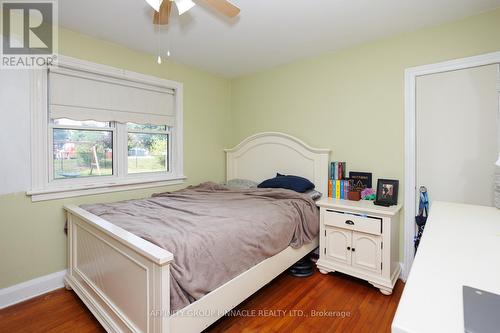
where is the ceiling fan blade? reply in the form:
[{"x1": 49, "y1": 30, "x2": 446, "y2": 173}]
[
  {"x1": 203, "y1": 0, "x2": 240, "y2": 17},
  {"x1": 146, "y1": 0, "x2": 163, "y2": 12},
  {"x1": 153, "y1": 0, "x2": 172, "y2": 25},
  {"x1": 174, "y1": 0, "x2": 196, "y2": 15}
]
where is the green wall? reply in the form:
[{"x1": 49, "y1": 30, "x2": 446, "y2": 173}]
[
  {"x1": 2, "y1": 8, "x2": 500, "y2": 289},
  {"x1": 231, "y1": 8, "x2": 500, "y2": 178},
  {"x1": 0, "y1": 28, "x2": 232, "y2": 289},
  {"x1": 230, "y1": 8, "x2": 500, "y2": 259}
]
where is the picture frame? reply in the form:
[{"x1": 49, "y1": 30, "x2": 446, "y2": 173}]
[
  {"x1": 375, "y1": 179, "x2": 399, "y2": 206},
  {"x1": 349, "y1": 172, "x2": 372, "y2": 191}
]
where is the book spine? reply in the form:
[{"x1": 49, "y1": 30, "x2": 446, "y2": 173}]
[
  {"x1": 331, "y1": 161, "x2": 349, "y2": 181},
  {"x1": 340, "y1": 180, "x2": 344, "y2": 199},
  {"x1": 335, "y1": 180, "x2": 340, "y2": 199},
  {"x1": 328, "y1": 179, "x2": 332, "y2": 198}
]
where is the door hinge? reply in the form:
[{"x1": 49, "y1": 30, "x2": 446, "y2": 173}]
[
  {"x1": 324, "y1": 230, "x2": 326, "y2": 237},
  {"x1": 324, "y1": 248, "x2": 326, "y2": 254},
  {"x1": 381, "y1": 242, "x2": 383, "y2": 250},
  {"x1": 381, "y1": 262, "x2": 383, "y2": 270}
]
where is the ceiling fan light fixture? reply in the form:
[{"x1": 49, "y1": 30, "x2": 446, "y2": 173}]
[{"x1": 174, "y1": 0, "x2": 196, "y2": 15}]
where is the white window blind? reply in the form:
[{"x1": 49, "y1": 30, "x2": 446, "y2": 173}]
[{"x1": 49, "y1": 67, "x2": 176, "y2": 126}]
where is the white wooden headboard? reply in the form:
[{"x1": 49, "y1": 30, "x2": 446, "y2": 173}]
[{"x1": 225, "y1": 132, "x2": 330, "y2": 196}]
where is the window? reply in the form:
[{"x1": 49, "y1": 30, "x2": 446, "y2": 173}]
[
  {"x1": 127, "y1": 123, "x2": 169, "y2": 174},
  {"x1": 29, "y1": 56, "x2": 184, "y2": 201},
  {"x1": 50, "y1": 119, "x2": 170, "y2": 179},
  {"x1": 51, "y1": 119, "x2": 114, "y2": 179}
]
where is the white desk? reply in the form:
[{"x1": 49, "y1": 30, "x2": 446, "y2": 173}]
[{"x1": 392, "y1": 201, "x2": 500, "y2": 333}]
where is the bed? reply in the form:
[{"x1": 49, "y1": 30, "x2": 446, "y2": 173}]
[{"x1": 64, "y1": 132, "x2": 330, "y2": 333}]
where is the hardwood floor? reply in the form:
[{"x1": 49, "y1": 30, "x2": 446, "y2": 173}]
[
  {"x1": 0, "y1": 271, "x2": 403, "y2": 333},
  {"x1": 0, "y1": 287, "x2": 103, "y2": 333}
]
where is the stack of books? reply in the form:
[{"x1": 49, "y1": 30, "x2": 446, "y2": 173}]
[
  {"x1": 330, "y1": 161, "x2": 346, "y2": 180},
  {"x1": 328, "y1": 162, "x2": 350, "y2": 199}
]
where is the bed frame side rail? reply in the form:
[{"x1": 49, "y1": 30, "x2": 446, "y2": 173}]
[{"x1": 170, "y1": 238, "x2": 319, "y2": 333}]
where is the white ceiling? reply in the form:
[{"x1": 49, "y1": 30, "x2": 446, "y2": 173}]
[{"x1": 60, "y1": 0, "x2": 500, "y2": 77}]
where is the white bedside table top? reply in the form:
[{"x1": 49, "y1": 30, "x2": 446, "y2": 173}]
[{"x1": 316, "y1": 198, "x2": 402, "y2": 216}]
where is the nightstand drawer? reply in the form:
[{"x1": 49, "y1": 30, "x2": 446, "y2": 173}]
[{"x1": 323, "y1": 209, "x2": 382, "y2": 235}]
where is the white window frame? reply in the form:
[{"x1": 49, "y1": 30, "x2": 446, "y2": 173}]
[{"x1": 27, "y1": 55, "x2": 185, "y2": 202}]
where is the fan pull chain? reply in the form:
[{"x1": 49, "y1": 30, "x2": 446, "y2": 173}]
[
  {"x1": 156, "y1": 6, "x2": 162, "y2": 64},
  {"x1": 166, "y1": 27, "x2": 171, "y2": 57}
]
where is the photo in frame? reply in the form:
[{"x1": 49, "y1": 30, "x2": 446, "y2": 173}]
[{"x1": 374, "y1": 179, "x2": 399, "y2": 206}]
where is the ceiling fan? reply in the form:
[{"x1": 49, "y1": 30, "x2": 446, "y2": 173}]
[{"x1": 145, "y1": 0, "x2": 240, "y2": 25}]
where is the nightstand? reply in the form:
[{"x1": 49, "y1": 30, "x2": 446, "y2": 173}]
[{"x1": 316, "y1": 198, "x2": 402, "y2": 295}]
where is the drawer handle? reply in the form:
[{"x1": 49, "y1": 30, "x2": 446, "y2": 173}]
[{"x1": 345, "y1": 220, "x2": 354, "y2": 225}]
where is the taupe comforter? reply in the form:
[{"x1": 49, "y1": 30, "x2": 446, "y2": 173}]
[{"x1": 82, "y1": 182, "x2": 319, "y2": 312}]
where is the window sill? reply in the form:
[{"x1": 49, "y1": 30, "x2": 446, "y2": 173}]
[{"x1": 27, "y1": 175, "x2": 187, "y2": 202}]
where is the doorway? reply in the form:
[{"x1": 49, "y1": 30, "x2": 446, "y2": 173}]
[
  {"x1": 416, "y1": 64, "x2": 498, "y2": 206},
  {"x1": 403, "y1": 52, "x2": 500, "y2": 280}
]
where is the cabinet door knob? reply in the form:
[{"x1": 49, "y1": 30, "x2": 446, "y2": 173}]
[
  {"x1": 351, "y1": 248, "x2": 355, "y2": 252},
  {"x1": 347, "y1": 246, "x2": 351, "y2": 251},
  {"x1": 345, "y1": 220, "x2": 354, "y2": 225}
]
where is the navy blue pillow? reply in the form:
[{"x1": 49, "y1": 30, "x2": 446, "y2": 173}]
[{"x1": 258, "y1": 174, "x2": 315, "y2": 193}]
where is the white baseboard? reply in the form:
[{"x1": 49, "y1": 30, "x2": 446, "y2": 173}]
[{"x1": 0, "y1": 270, "x2": 67, "y2": 309}]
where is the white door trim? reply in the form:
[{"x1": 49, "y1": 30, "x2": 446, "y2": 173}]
[{"x1": 403, "y1": 51, "x2": 500, "y2": 281}]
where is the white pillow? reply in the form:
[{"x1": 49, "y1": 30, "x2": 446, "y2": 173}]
[
  {"x1": 224, "y1": 178, "x2": 259, "y2": 189},
  {"x1": 305, "y1": 189, "x2": 322, "y2": 200}
]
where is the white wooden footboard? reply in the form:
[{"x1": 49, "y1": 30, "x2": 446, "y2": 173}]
[{"x1": 64, "y1": 205, "x2": 174, "y2": 333}]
